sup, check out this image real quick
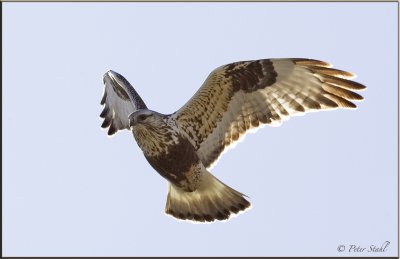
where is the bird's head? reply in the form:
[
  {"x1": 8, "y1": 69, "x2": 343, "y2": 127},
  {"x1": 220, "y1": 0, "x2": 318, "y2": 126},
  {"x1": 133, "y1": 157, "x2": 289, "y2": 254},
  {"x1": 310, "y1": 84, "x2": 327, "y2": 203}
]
[
  {"x1": 128, "y1": 109, "x2": 166, "y2": 130},
  {"x1": 128, "y1": 109, "x2": 175, "y2": 155}
]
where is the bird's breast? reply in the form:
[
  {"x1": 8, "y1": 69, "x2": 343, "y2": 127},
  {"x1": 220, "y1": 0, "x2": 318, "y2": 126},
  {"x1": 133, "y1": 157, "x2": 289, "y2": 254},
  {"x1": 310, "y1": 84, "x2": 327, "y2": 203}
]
[
  {"x1": 132, "y1": 124, "x2": 177, "y2": 156},
  {"x1": 144, "y1": 134, "x2": 202, "y2": 191}
]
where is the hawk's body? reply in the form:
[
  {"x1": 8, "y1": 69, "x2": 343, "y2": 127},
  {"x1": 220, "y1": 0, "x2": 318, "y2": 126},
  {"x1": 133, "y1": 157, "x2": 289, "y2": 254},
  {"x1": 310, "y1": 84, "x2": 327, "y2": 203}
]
[{"x1": 100, "y1": 58, "x2": 365, "y2": 222}]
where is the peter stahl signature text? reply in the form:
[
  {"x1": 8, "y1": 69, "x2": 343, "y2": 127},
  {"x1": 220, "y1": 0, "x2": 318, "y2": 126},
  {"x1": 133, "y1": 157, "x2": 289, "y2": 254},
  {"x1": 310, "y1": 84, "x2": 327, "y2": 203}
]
[{"x1": 339, "y1": 241, "x2": 390, "y2": 253}]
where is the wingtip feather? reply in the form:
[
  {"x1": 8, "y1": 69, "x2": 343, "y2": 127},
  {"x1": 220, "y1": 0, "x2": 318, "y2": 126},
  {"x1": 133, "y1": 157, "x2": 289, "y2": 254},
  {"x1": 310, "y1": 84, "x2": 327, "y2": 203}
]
[
  {"x1": 292, "y1": 58, "x2": 332, "y2": 68},
  {"x1": 100, "y1": 91, "x2": 107, "y2": 105},
  {"x1": 100, "y1": 106, "x2": 109, "y2": 118}
]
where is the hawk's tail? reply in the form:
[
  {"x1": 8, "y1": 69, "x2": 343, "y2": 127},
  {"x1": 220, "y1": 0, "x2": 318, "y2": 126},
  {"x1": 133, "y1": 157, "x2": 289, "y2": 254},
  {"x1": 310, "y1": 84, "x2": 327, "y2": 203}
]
[{"x1": 165, "y1": 171, "x2": 251, "y2": 223}]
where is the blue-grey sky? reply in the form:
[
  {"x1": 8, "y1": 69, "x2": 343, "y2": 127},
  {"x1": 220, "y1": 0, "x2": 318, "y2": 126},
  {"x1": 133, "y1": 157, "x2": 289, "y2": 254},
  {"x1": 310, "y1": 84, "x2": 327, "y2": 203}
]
[{"x1": 3, "y1": 2, "x2": 398, "y2": 257}]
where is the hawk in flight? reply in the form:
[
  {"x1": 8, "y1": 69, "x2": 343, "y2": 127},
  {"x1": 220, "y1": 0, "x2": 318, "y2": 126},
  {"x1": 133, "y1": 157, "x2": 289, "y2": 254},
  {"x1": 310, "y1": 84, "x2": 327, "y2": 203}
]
[{"x1": 100, "y1": 58, "x2": 365, "y2": 223}]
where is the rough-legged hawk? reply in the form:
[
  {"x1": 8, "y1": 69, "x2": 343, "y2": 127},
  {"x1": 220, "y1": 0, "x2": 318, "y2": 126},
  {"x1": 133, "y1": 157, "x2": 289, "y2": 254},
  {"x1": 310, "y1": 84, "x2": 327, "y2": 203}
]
[{"x1": 100, "y1": 58, "x2": 365, "y2": 223}]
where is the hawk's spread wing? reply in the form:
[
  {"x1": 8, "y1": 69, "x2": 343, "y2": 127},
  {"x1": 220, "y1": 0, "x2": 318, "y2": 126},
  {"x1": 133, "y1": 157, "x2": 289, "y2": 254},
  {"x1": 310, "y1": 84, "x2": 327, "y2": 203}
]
[
  {"x1": 100, "y1": 70, "x2": 147, "y2": 135},
  {"x1": 173, "y1": 58, "x2": 366, "y2": 169}
]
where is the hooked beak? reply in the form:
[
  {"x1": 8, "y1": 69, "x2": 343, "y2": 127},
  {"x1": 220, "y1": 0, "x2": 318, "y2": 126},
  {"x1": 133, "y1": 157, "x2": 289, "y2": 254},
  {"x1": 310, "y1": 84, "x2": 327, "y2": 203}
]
[{"x1": 128, "y1": 112, "x2": 136, "y2": 129}]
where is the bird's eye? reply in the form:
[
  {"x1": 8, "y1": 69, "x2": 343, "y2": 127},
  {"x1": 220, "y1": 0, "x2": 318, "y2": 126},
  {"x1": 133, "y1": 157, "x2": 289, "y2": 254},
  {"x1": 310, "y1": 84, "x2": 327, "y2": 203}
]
[{"x1": 138, "y1": 114, "x2": 147, "y2": 121}]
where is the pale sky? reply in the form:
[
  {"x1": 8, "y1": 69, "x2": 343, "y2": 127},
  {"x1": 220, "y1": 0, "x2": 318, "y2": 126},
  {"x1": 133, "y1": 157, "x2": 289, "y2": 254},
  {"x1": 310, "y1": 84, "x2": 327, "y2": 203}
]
[{"x1": 3, "y1": 2, "x2": 398, "y2": 256}]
